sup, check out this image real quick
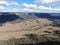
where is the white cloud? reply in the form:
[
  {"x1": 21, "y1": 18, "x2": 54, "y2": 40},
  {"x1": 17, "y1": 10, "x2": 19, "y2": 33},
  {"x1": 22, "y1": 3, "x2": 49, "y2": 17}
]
[
  {"x1": 38, "y1": 5, "x2": 52, "y2": 10},
  {"x1": 2, "y1": 8, "x2": 18, "y2": 12},
  {"x1": 22, "y1": 3, "x2": 60, "y2": 12},
  {"x1": 11, "y1": 8, "x2": 18, "y2": 12},
  {"x1": 0, "y1": 6, "x2": 4, "y2": 10},
  {"x1": 23, "y1": 3, "x2": 37, "y2": 9},
  {"x1": 7, "y1": 2, "x2": 19, "y2": 6},
  {"x1": 35, "y1": 0, "x2": 60, "y2": 4},
  {"x1": 38, "y1": 5, "x2": 60, "y2": 11},
  {"x1": 23, "y1": 8, "x2": 35, "y2": 12},
  {"x1": 0, "y1": 1, "x2": 19, "y2": 6}
]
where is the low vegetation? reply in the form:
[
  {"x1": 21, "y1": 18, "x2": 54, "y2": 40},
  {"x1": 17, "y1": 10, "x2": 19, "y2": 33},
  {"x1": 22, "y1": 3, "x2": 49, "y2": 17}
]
[
  {"x1": 53, "y1": 30, "x2": 60, "y2": 36},
  {"x1": 0, "y1": 34, "x2": 60, "y2": 45},
  {"x1": 51, "y1": 20, "x2": 60, "y2": 27}
]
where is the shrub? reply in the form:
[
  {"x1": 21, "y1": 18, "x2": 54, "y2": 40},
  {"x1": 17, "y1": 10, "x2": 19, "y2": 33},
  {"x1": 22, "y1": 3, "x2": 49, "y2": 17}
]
[
  {"x1": 53, "y1": 30, "x2": 60, "y2": 35},
  {"x1": 51, "y1": 21, "x2": 60, "y2": 27}
]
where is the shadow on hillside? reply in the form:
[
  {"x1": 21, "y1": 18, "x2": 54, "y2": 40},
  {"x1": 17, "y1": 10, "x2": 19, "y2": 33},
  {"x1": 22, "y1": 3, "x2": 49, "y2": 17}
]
[
  {"x1": 0, "y1": 13, "x2": 23, "y2": 24},
  {"x1": 37, "y1": 42, "x2": 60, "y2": 45},
  {"x1": 34, "y1": 13, "x2": 60, "y2": 20},
  {"x1": 17, "y1": 42, "x2": 60, "y2": 45}
]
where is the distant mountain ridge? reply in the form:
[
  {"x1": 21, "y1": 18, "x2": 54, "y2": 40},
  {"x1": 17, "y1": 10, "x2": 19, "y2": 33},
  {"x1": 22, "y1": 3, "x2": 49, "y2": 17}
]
[
  {"x1": 15, "y1": 13, "x2": 60, "y2": 20},
  {"x1": 34, "y1": 13, "x2": 60, "y2": 20},
  {"x1": 0, "y1": 12, "x2": 60, "y2": 24}
]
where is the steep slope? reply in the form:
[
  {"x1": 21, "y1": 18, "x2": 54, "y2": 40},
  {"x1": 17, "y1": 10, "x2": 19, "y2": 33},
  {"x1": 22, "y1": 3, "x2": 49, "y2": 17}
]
[{"x1": 15, "y1": 13, "x2": 60, "y2": 22}]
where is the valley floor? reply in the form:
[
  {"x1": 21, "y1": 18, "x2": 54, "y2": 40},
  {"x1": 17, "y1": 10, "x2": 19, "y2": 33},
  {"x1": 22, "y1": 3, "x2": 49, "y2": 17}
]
[{"x1": 0, "y1": 18, "x2": 60, "y2": 40}]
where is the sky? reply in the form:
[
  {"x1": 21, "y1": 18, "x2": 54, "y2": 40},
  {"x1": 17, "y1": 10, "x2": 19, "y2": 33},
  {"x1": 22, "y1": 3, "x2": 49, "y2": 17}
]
[{"x1": 0, "y1": 0, "x2": 60, "y2": 12}]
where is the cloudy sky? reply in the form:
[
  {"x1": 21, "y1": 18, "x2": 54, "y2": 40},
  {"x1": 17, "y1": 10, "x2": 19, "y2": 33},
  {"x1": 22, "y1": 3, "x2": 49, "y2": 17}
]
[{"x1": 0, "y1": 0, "x2": 60, "y2": 12}]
